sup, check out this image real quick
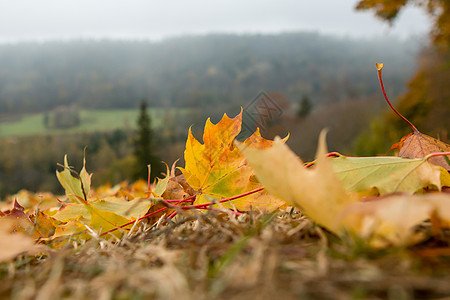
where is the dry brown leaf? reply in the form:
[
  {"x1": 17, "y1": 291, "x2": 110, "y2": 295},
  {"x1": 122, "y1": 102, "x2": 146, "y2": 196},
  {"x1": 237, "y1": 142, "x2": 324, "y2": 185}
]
[{"x1": 391, "y1": 131, "x2": 450, "y2": 171}]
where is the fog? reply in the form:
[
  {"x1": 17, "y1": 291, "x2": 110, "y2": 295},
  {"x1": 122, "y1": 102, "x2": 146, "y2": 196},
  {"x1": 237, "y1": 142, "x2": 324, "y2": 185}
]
[{"x1": 0, "y1": 0, "x2": 430, "y2": 42}]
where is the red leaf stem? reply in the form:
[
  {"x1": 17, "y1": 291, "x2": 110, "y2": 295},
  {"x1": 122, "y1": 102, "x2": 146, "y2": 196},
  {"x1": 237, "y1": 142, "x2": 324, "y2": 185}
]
[
  {"x1": 178, "y1": 187, "x2": 264, "y2": 209},
  {"x1": 168, "y1": 211, "x2": 178, "y2": 219},
  {"x1": 304, "y1": 152, "x2": 341, "y2": 168},
  {"x1": 377, "y1": 65, "x2": 418, "y2": 133},
  {"x1": 426, "y1": 152, "x2": 450, "y2": 159},
  {"x1": 100, "y1": 206, "x2": 169, "y2": 237}
]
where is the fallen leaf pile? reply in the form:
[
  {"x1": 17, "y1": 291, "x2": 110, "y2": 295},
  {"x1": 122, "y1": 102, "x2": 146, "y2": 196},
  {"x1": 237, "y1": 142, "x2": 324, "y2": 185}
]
[
  {"x1": 0, "y1": 110, "x2": 287, "y2": 261},
  {"x1": 1, "y1": 63, "x2": 450, "y2": 263}
]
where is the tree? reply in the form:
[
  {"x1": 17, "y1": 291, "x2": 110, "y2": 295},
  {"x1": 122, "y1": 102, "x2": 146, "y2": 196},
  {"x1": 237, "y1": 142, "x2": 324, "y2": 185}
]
[
  {"x1": 297, "y1": 94, "x2": 312, "y2": 118},
  {"x1": 356, "y1": 0, "x2": 450, "y2": 47},
  {"x1": 133, "y1": 100, "x2": 163, "y2": 181},
  {"x1": 353, "y1": 0, "x2": 450, "y2": 155}
]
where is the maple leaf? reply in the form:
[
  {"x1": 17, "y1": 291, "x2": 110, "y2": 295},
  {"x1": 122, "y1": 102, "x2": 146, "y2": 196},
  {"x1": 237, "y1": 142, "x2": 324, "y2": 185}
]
[
  {"x1": 0, "y1": 200, "x2": 35, "y2": 236},
  {"x1": 391, "y1": 132, "x2": 450, "y2": 171},
  {"x1": 377, "y1": 63, "x2": 450, "y2": 171},
  {"x1": 153, "y1": 166, "x2": 171, "y2": 197},
  {"x1": 49, "y1": 199, "x2": 140, "y2": 242},
  {"x1": 179, "y1": 109, "x2": 286, "y2": 211},
  {"x1": 330, "y1": 155, "x2": 448, "y2": 195},
  {"x1": 239, "y1": 130, "x2": 355, "y2": 232},
  {"x1": 28, "y1": 211, "x2": 56, "y2": 238},
  {"x1": 241, "y1": 130, "x2": 450, "y2": 247},
  {"x1": 56, "y1": 155, "x2": 92, "y2": 203},
  {"x1": 53, "y1": 156, "x2": 152, "y2": 242}
]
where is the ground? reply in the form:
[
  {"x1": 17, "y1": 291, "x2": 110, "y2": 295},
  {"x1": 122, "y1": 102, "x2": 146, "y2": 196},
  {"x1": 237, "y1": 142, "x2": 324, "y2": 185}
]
[{"x1": 1, "y1": 211, "x2": 450, "y2": 300}]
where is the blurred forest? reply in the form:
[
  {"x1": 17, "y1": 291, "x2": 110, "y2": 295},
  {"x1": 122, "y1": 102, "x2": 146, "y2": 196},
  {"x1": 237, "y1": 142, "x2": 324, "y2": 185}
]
[{"x1": 0, "y1": 32, "x2": 420, "y2": 198}]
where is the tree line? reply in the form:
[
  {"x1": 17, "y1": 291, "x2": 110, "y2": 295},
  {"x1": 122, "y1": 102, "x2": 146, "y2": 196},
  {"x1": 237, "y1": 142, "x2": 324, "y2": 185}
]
[{"x1": 0, "y1": 33, "x2": 417, "y2": 113}]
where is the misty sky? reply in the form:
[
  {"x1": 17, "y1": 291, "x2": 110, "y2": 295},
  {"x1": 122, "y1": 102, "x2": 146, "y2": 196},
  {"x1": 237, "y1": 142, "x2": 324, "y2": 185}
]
[{"x1": 0, "y1": 0, "x2": 431, "y2": 42}]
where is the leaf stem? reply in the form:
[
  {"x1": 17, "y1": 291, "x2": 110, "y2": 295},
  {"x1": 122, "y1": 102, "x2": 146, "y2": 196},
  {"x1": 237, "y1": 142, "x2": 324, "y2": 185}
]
[
  {"x1": 425, "y1": 151, "x2": 450, "y2": 159},
  {"x1": 377, "y1": 64, "x2": 418, "y2": 132},
  {"x1": 304, "y1": 152, "x2": 341, "y2": 168},
  {"x1": 179, "y1": 187, "x2": 264, "y2": 209},
  {"x1": 99, "y1": 206, "x2": 169, "y2": 237},
  {"x1": 147, "y1": 165, "x2": 151, "y2": 198}
]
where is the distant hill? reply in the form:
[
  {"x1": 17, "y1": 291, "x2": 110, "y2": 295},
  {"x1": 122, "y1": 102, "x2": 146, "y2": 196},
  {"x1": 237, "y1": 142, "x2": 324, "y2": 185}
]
[{"x1": 0, "y1": 33, "x2": 419, "y2": 113}]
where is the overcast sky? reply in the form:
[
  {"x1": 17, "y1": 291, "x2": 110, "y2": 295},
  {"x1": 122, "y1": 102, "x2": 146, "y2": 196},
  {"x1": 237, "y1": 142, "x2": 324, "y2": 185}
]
[{"x1": 0, "y1": 0, "x2": 431, "y2": 43}]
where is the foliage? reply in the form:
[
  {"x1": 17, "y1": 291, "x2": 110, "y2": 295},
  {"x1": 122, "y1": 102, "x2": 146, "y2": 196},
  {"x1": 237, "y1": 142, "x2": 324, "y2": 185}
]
[
  {"x1": 0, "y1": 108, "x2": 195, "y2": 198},
  {"x1": 356, "y1": 0, "x2": 450, "y2": 47},
  {"x1": 240, "y1": 130, "x2": 450, "y2": 247},
  {"x1": 2, "y1": 82, "x2": 450, "y2": 251},
  {"x1": 1, "y1": 61, "x2": 450, "y2": 297},
  {"x1": 0, "y1": 34, "x2": 417, "y2": 113},
  {"x1": 0, "y1": 34, "x2": 421, "y2": 195},
  {"x1": 0, "y1": 132, "x2": 135, "y2": 198}
]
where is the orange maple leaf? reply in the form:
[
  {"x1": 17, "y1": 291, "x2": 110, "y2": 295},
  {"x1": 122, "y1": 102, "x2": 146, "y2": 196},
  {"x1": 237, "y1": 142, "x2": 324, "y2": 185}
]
[{"x1": 179, "y1": 109, "x2": 286, "y2": 211}]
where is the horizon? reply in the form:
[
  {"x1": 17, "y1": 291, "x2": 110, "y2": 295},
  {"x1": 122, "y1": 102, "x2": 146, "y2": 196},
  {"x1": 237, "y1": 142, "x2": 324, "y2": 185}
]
[
  {"x1": 0, "y1": 29, "x2": 425, "y2": 46},
  {"x1": 0, "y1": 0, "x2": 431, "y2": 44}
]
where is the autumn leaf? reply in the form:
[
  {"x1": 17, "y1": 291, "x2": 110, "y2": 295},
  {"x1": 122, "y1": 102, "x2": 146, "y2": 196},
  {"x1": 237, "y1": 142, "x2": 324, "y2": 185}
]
[
  {"x1": 50, "y1": 200, "x2": 137, "y2": 242},
  {"x1": 92, "y1": 197, "x2": 152, "y2": 219},
  {"x1": 51, "y1": 202, "x2": 89, "y2": 223},
  {"x1": 56, "y1": 155, "x2": 92, "y2": 203},
  {"x1": 28, "y1": 211, "x2": 56, "y2": 238},
  {"x1": 153, "y1": 166, "x2": 170, "y2": 197},
  {"x1": 330, "y1": 155, "x2": 447, "y2": 195},
  {"x1": 239, "y1": 130, "x2": 356, "y2": 232},
  {"x1": 179, "y1": 109, "x2": 286, "y2": 211},
  {"x1": 0, "y1": 200, "x2": 35, "y2": 236},
  {"x1": 377, "y1": 63, "x2": 450, "y2": 171},
  {"x1": 339, "y1": 193, "x2": 450, "y2": 247},
  {"x1": 52, "y1": 156, "x2": 153, "y2": 242},
  {"x1": 391, "y1": 131, "x2": 450, "y2": 171},
  {"x1": 52, "y1": 219, "x2": 88, "y2": 240},
  {"x1": 241, "y1": 130, "x2": 450, "y2": 247}
]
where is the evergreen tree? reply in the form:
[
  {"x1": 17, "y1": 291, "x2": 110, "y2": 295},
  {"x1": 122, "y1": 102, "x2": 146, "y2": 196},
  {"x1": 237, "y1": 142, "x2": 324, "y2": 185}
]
[
  {"x1": 297, "y1": 94, "x2": 312, "y2": 118},
  {"x1": 133, "y1": 100, "x2": 163, "y2": 181}
]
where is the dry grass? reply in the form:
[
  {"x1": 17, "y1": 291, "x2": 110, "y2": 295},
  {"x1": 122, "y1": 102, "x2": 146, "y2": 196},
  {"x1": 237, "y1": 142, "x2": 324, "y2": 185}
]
[{"x1": 1, "y1": 210, "x2": 450, "y2": 300}]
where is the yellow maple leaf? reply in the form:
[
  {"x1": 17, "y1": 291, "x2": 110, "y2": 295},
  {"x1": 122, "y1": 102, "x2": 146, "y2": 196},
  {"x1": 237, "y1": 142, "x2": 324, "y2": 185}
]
[{"x1": 179, "y1": 109, "x2": 286, "y2": 211}]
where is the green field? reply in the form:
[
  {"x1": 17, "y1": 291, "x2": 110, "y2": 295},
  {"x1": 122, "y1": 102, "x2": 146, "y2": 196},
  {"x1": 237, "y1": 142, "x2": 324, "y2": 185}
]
[{"x1": 0, "y1": 109, "x2": 181, "y2": 138}]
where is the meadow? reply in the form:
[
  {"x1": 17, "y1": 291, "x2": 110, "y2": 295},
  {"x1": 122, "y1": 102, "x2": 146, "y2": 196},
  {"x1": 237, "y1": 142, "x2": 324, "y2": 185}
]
[{"x1": 0, "y1": 108, "x2": 183, "y2": 138}]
